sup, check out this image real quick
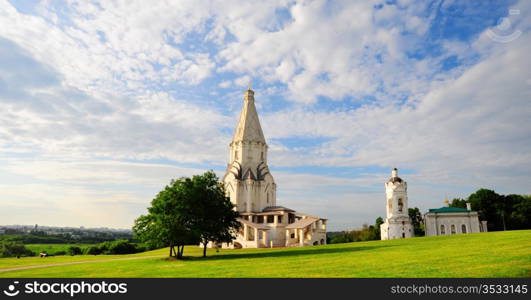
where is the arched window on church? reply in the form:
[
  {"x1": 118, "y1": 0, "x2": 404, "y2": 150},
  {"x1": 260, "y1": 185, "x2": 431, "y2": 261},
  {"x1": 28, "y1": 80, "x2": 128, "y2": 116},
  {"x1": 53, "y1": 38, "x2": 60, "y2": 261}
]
[
  {"x1": 398, "y1": 198, "x2": 404, "y2": 213},
  {"x1": 235, "y1": 151, "x2": 239, "y2": 160},
  {"x1": 261, "y1": 151, "x2": 264, "y2": 161},
  {"x1": 388, "y1": 199, "x2": 392, "y2": 211},
  {"x1": 461, "y1": 224, "x2": 467, "y2": 234},
  {"x1": 440, "y1": 224, "x2": 445, "y2": 235},
  {"x1": 451, "y1": 224, "x2": 456, "y2": 234},
  {"x1": 266, "y1": 193, "x2": 269, "y2": 204}
]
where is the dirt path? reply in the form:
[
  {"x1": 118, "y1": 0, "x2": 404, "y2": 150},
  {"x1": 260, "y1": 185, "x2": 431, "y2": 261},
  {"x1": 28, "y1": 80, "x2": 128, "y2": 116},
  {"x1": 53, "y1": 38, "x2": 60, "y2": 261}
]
[{"x1": 0, "y1": 255, "x2": 165, "y2": 273}]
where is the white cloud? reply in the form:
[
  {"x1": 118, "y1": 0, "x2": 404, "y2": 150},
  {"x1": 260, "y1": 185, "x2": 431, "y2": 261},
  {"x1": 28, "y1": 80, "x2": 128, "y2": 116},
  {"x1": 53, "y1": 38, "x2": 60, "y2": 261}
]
[
  {"x1": 262, "y1": 26, "x2": 531, "y2": 194},
  {"x1": 218, "y1": 80, "x2": 231, "y2": 88},
  {"x1": 0, "y1": 0, "x2": 530, "y2": 230}
]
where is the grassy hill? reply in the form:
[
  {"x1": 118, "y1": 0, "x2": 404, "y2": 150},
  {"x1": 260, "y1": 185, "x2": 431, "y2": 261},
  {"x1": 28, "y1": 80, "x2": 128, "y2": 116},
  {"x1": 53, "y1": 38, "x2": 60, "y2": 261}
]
[{"x1": 0, "y1": 230, "x2": 530, "y2": 278}]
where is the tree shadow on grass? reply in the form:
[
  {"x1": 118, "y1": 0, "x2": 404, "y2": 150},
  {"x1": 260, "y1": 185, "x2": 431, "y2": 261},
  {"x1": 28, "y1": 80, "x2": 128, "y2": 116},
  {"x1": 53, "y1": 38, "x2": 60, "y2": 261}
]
[{"x1": 187, "y1": 244, "x2": 396, "y2": 261}]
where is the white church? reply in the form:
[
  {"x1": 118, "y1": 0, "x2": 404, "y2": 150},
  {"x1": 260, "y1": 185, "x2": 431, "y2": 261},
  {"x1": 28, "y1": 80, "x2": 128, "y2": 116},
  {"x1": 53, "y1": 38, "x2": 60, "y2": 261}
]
[
  {"x1": 220, "y1": 88, "x2": 327, "y2": 248},
  {"x1": 209, "y1": 88, "x2": 486, "y2": 246},
  {"x1": 380, "y1": 168, "x2": 414, "y2": 240},
  {"x1": 380, "y1": 168, "x2": 487, "y2": 240}
]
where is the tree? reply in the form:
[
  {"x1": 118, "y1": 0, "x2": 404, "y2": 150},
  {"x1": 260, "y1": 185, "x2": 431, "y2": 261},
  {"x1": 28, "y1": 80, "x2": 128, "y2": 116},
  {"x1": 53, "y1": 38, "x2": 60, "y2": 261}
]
[
  {"x1": 468, "y1": 189, "x2": 504, "y2": 231},
  {"x1": 463, "y1": 189, "x2": 531, "y2": 231},
  {"x1": 184, "y1": 171, "x2": 241, "y2": 257},
  {"x1": 133, "y1": 180, "x2": 199, "y2": 259},
  {"x1": 449, "y1": 198, "x2": 467, "y2": 209},
  {"x1": 408, "y1": 207, "x2": 424, "y2": 236},
  {"x1": 509, "y1": 195, "x2": 531, "y2": 229},
  {"x1": 374, "y1": 217, "x2": 384, "y2": 239},
  {"x1": 0, "y1": 241, "x2": 34, "y2": 258},
  {"x1": 67, "y1": 246, "x2": 82, "y2": 256},
  {"x1": 133, "y1": 171, "x2": 240, "y2": 258}
]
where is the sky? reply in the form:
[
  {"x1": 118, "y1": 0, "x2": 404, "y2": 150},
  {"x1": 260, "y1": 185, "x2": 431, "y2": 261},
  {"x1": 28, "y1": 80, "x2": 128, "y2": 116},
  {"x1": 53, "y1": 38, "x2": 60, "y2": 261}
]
[{"x1": 0, "y1": 0, "x2": 530, "y2": 231}]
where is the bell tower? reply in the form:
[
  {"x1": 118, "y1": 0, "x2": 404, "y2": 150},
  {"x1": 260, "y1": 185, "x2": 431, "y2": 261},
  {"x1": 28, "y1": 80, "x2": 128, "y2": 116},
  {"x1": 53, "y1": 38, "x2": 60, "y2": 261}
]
[
  {"x1": 380, "y1": 168, "x2": 413, "y2": 240},
  {"x1": 222, "y1": 89, "x2": 276, "y2": 213}
]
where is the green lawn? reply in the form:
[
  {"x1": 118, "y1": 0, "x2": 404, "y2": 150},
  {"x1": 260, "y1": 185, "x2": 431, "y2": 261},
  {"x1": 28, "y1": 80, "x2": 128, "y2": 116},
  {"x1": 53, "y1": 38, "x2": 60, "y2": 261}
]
[
  {"x1": 24, "y1": 244, "x2": 91, "y2": 255},
  {"x1": 1, "y1": 230, "x2": 530, "y2": 278}
]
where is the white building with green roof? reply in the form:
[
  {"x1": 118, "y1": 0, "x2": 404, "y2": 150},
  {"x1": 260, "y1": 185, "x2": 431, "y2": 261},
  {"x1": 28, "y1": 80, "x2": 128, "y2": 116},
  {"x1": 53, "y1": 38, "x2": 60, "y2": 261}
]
[{"x1": 424, "y1": 204, "x2": 488, "y2": 236}]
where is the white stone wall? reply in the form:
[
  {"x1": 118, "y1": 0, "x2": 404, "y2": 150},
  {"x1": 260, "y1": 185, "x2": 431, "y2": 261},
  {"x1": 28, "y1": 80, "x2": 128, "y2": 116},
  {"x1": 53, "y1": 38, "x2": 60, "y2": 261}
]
[
  {"x1": 380, "y1": 216, "x2": 413, "y2": 240},
  {"x1": 424, "y1": 212, "x2": 481, "y2": 236},
  {"x1": 385, "y1": 181, "x2": 408, "y2": 219},
  {"x1": 224, "y1": 171, "x2": 276, "y2": 213}
]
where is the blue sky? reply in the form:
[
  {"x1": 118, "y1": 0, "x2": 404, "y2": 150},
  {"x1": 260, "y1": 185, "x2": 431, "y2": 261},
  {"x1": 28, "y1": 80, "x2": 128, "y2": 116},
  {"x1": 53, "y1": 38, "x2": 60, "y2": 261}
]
[{"x1": 0, "y1": 0, "x2": 530, "y2": 231}]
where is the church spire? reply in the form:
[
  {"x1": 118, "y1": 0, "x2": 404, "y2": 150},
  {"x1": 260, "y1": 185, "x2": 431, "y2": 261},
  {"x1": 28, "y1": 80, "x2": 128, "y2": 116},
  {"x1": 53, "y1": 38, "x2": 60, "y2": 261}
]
[
  {"x1": 232, "y1": 89, "x2": 266, "y2": 144},
  {"x1": 224, "y1": 88, "x2": 276, "y2": 213}
]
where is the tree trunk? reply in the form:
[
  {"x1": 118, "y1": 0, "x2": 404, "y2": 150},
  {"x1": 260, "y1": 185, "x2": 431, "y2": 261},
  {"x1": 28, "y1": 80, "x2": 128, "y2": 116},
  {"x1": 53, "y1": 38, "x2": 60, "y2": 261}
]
[
  {"x1": 203, "y1": 241, "x2": 208, "y2": 258},
  {"x1": 169, "y1": 244, "x2": 173, "y2": 257}
]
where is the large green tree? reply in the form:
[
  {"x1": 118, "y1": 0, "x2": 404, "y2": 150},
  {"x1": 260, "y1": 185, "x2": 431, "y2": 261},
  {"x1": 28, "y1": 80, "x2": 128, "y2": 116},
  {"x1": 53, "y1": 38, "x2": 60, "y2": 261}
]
[
  {"x1": 508, "y1": 195, "x2": 531, "y2": 229},
  {"x1": 466, "y1": 189, "x2": 531, "y2": 231},
  {"x1": 184, "y1": 171, "x2": 241, "y2": 257},
  {"x1": 133, "y1": 171, "x2": 240, "y2": 258},
  {"x1": 467, "y1": 189, "x2": 504, "y2": 231},
  {"x1": 133, "y1": 179, "x2": 199, "y2": 258}
]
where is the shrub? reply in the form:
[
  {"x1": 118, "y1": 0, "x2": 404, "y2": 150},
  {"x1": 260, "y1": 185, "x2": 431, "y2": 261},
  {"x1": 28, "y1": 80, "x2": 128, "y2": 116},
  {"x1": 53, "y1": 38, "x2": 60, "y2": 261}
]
[
  {"x1": 85, "y1": 246, "x2": 102, "y2": 255},
  {"x1": 98, "y1": 241, "x2": 111, "y2": 253},
  {"x1": 135, "y1": 244, "x2": 147, "y2": 253},
  {"x1": 53, "y1": 250, "x2": 67, "y2": 256},
  {"x1": 107, "y1": 240, "x2": 138, "y2": 254},
  {"x1": 0, "y1": 241, "x2": 35, "y2": 257},
  {"x1": 67, "y1": 246, "x2": 82, "y2": 256}
]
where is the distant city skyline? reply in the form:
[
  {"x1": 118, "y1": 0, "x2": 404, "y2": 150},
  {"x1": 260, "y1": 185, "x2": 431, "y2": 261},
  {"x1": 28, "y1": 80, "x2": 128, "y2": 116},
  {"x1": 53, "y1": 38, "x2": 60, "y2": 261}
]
[{"x1": 1, "y1": 0, "x2": 530, "y2": 231}]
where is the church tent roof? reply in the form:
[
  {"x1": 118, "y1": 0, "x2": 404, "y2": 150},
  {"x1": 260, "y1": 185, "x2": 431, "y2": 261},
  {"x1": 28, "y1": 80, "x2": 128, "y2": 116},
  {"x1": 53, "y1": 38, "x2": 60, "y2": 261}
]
[{"x1": 232, "y1": 89, "x2": 266, "y2": 144}]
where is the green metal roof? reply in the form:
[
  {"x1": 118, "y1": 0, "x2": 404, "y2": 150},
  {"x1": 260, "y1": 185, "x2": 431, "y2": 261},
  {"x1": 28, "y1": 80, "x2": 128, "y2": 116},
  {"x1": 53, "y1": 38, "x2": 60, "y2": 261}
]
[{"x1": 428, "y1": 207, "x2": 471, "y2": 213}]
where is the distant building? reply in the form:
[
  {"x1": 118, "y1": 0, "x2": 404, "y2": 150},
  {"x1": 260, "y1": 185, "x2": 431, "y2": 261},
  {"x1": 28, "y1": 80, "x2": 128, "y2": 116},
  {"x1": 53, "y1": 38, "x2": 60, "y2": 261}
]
[
  {"x1": 424, "y1": 203, "x2": 487, "y2": 236},
  {"x1": 380, "y1": 168, "x2": 413, "y2": 240}
]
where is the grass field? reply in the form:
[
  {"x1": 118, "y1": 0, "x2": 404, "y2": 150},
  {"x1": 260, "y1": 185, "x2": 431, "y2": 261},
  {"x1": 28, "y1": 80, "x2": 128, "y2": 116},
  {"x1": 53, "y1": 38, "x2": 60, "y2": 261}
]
[
  {"x1": 1, "y1": 230, "x2": 530, "y2": 278},
  {"x1": 24, "y1": 244, "x2": 91, "y2": 254}
]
